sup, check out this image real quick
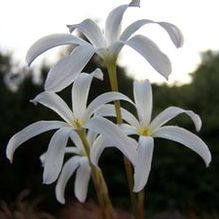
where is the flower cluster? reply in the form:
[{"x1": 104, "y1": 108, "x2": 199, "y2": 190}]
[{"x1": 6, "y1": 0, "x2": 211, "y2": 218}]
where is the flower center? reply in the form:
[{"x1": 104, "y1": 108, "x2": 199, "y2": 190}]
[
  {"x1": 72, "y1": 119, "x2": 83, "y2": 130},
  {"x1": 139, "y1": 127, "x2": 152, "y2": 136}
]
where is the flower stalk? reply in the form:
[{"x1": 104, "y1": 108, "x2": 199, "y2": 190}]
[
  {"x1": 77, "y1": 128, "x2": 114, "y2": 219},
  {"x1": 105, "y1": 59, "x2": 138, "y2": 218}
]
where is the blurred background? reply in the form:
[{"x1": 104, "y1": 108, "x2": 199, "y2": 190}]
[{"x1": 0, "y1": 0, "x2": 219, "y2": 218}]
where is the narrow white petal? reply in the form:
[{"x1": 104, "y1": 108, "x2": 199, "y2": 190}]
[
  {"x1": 120, "y1": 19, "x2": 154, "y2": 41},
  {"x1": 26, "y1": 34, "x2": 87, "y2": 66},
  {"x1": 90, "y1": 135, "x2": 109, "y2": 167},
  {"x1": 87, "y1": 130, "x2": 99, "y2": 146},
  {"x1": 134, "y1": 80, "x2": 152, "y2": 127},
  {"x1": 74, "y1": 157, "x2": 91, "y2": 202},
  {"x1": 153, "y1": 126, "x2": 211, "y2": 167},
  {"x1": 150, "y1": 106, "x2": 202, "y2": 132},
  {"x1": 85, "y1": 92, "x2": 134, "y2": 121},
  {"x1": 6, "y1": 121, "x2": 69, "y2": 162},
  {"x1": 69, "y1": 131, "x2": 84, "y2": 152},
  {"x1": 133, "y1": 136, "x2": 154, "y2": 192},
  {"x1": 43, "y1": 128, "x2": 72, "y2": 184},
  {"x1": 95, "y1": 104, "x2": 140, "y2": 128},
  {"x1": 120, "y1": 123, "x2": 138, "y2": 135},
  {"x1": 55, "y1": 156, "x2": 81, "y2": 204},
  {"x1": 67, "y1": 19, "x2": 106, "y2": 48},
  {"x1": 45, "y1": 45, "x2": 95, "y2": 92},
  {"x1": 40, "y1": 146, "x2": 81, "y2": 167},
  {"x1": 105, "y1": 4, "x2": 128, "y2": 44},
  {"x1": 158, "y1": 22, "x2": 184, "y2": 48},
  {"x1": 31, "y1": 92, "x2": 74, "y2": 124},
  {"x1": 120, "y1": 19, "x2": 183, "y2": 48},
  {"x1": 129, "y1": 0, "x2": 140, "y2": 7},
  {"x1": 126, "y1": 35, "x2": 171, "y2": 79},
  {"x1": 72, "y1": 69, "x2": 103, "y2": 120},
  {"x1": 85, "y1": 117, "x2": 137, "y2": 164}
]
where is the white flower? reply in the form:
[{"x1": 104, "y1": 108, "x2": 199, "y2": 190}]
[
  {"x1": 40, "y1": 130, "x2": 96, "y2": 203},
  {"x1": 6, "y1": 69, "x2": 133, "y2": 184},
  {"x1": 95, "y1": 80, "x2": 211, "y2": 192},
  {"x1": 26, "y1": 0, "x2": 183, "y2": 92}
]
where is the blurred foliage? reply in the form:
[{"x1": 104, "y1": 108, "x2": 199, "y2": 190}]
[{"x1": 0, "y1": 50, "x2": 219, "y2": 217}]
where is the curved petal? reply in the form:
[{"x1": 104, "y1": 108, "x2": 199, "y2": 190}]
[
  {"x1": 26, "y1": 34, "x2": 87, "y2": 66},
  {"x1": 158, "y1": 22, "x2": 184, "y2": 48},
  {"x1": 69, "y1": 130, "x2": 83, "y2": 150},
  {"x1": 120, "y1": 19, "x2": 183, "y2": 48},
  {"x1": 105, "y1": 0, "x2": 140, "y2": 45},
  {"x1": 55, "y1": 156, "x2": 81, "y2": 204},
  {"x1": 85, "y1": 117, "x2": 137, "y2": 164},
  {"x1": 125, "y1": 35, "x2": 171, "y2": 79},
  {"x1": 43, "y1": 127, "x2": 73, "y2": 184},
  {"x1": 149, "y1": 106, "x2": 202, "y2": 132},
  {"x1": 74, "y1": 157, "x2": 91, "y2": 202},
  {"x1": 153, "y1": 126, "x2": 211, "y2": 167},
  {"x1": 105, "y1": 4, "x2": 128, "y2": 45},
  {"x1": 45, "y1": 44, "x2": 95, "y2": 92},
  {"x1": 134, "y1": 80, "x2": 152, "y2": 127},
  {"x1": 67, "y1": 19, "x2": 106, "y2": 48},
  {"x1": 95, "y1": 104, "x2": 140, "y2": 128},
  {"x1": 87, "y1": 130, "x2": 99, "y2": 146},
  {"x1": 40, "y1": 146, "x2": 81, "y2": 167},
  {"x1": 6, "y1": 121, "x2": 69, "y2": 162},
  {"x1": 31, "y1": 92, "x2": 74, "y2": 124},
  {"x1": 133, "y1": 136, "x2": 154, "y2": 192},
  {"x1": 90, "y1": 135, "x2": 110, "y2": 167},
  {"x1": 72, "y1": 69, "x2": 103, "y2": 119},
  {"x1": 129, "y1": 0, "x2": 140, "y2": 7},
  {"x1": 120, "y1": 123, "x2": 138, "y2": 135},
  {"x1": 120, "y1": 19, "x2": 154, "y2": 41},
  {"x1": 85, "y1": 92, "x2": 134, "y2": 121}
]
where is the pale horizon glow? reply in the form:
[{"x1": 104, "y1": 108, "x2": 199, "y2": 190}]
[{"x1": 1, "y1": 0, "x2": 219, "y2": 85}]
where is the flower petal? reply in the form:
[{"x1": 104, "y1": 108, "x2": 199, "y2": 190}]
[
  {"x1": 105, "y1": 4, "x2": 128, "y2": 45},
  {"x1": 6, "y1": 121, "x2": 69, "y2": 162},
  {"x1": 31, "y1": 92, "x2": 74, "y2": 124},
  {"x1": 150, "y1": 106, "x2": 202, "y2": 132},
  {"x1": 43, "y1": 127, "x2": 73, "y2": 184},
  {"x1": 74, "y1": 157, "x2": 91, "y2": 202},
  {"x1": 105, "y1": 0, "x2": 139, "y2": 44},
  {"x1": 129, "y1": 0, "x2": 140, "y2": 7},
  {"x1": 134, "y1": 80, "x2": 152, "y2": 127},
  {"x1": 72, "y1": 69, "x2": 103, "y2": 120},
  {"x1": 153, "y1": 126, "x2": 211, "y2": 167},
  {"x1": 158, "y1": 22, "x2": 184, "y2": 48},
  {"x1": 85, "y1": 117, "x2": 137, "y2": 164},
  {"x1": 120, "y1": 19, "x2": 183, "y2": 48},
  {"x1": 69, "y1": 131, "x2": 84, "y2": 152},
  {"x1": 26, "y1": 34, "x2": 87, "y2": 66},
  {"x1": 85, "y1": 92, "x2": 134, "y2": 121},
  {"x1": 95, "y1": 104, "x2": 140, "y2": 128},
  {"x1": 55, "y1": 156, "x2": 81, "y2": 204},
  {"x1": 120, "y1": 19, "x2": 154, "y2": 41},
  {"x1": 45, "y1": 44, "x2": 95, "y2": 92},
  {"x1": 133, "y1": 136, "x2": 154, "y2": 192},
  {"x1": 67, "y1": 19, "x2": 106, "y2": 48},
  {"x1": 90, "y1": 135, "x2": 109, "y2": 167},
  {"x1": 120, "y1": 123, "x2": 138, "y2": 135},
  {"x1": 125, "y1": 35, "x2": 171, "y2": 79}
]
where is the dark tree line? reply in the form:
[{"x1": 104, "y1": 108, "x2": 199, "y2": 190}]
[{"x1": 0, "y1": 50, "x2": 218, "y2": 215}]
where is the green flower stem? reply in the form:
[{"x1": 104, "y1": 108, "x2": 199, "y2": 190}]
[
  {"x1": 105, "y1": 60, "x2": 138, "y2": 218},
  {"x1": 77, "y1": 129, "x2": 114, "y2": 219},
  {"x1": 137, "y1": 189, "x2": 145, "y2": 219}
]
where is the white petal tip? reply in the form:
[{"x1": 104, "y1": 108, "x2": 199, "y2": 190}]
[
  {"x1": 30, "y1": 99, "x2": 38, "y2": 105},
  {"x1": 129, "y1": 0, "x2": 140, "y2": 7},
  {"x1": 91, "y1": 68, "x2": 104, "y2": 80}
]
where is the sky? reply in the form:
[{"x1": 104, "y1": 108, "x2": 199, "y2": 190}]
[{"x1": 1, "y1": 0, "x2": 219, "y2": 85}]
